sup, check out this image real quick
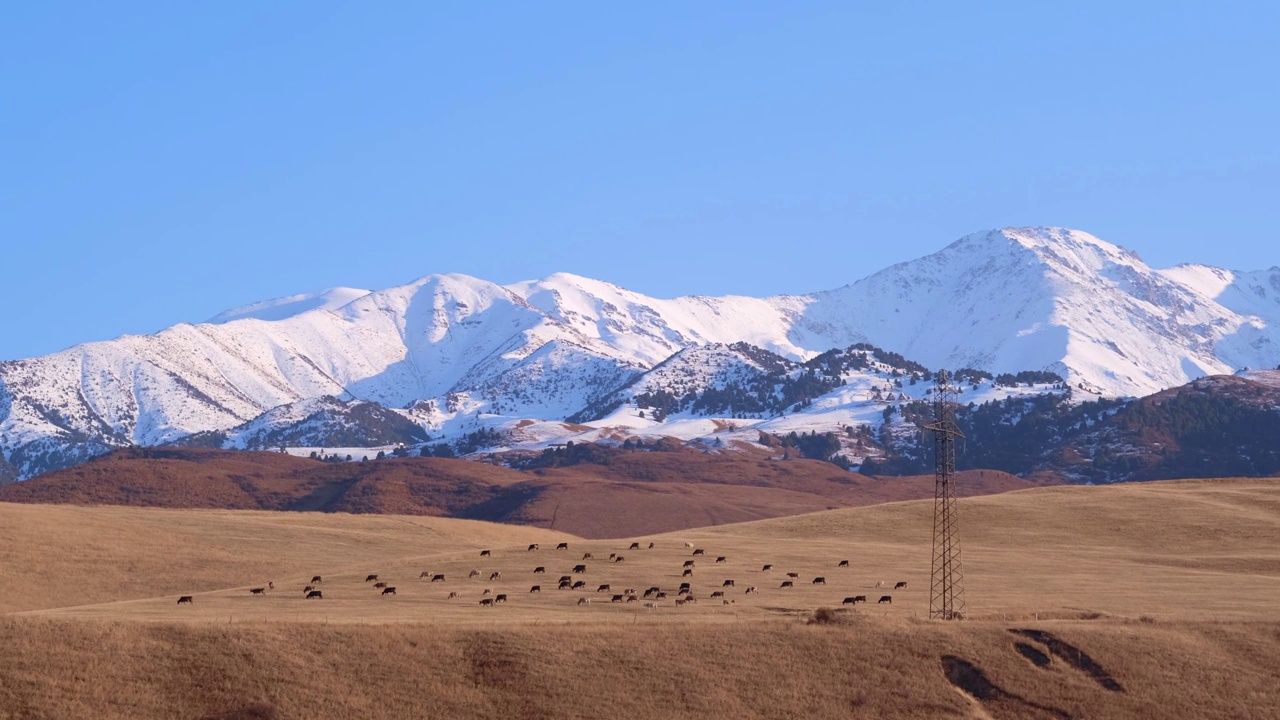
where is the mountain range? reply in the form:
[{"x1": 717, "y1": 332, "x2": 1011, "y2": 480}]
[{"x1": 2, "y1": 226, "x2": 1278, "y2": 481}]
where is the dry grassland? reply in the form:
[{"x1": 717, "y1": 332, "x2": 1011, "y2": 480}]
[
  {"x1": 0, "y1": 504, "x2": 574, "y2": 614},
  {"x1": 1, "y1": 478, "x2": 1278, "y2": 719},
  {"x1": 1, "y1": 618, "x2": 1276, "y2": 719}
]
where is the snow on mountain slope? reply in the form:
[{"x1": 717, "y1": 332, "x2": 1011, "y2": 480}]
[
  {"x1": 1, "y1": 226, "x2": 1276, "y2": 480},
  {"x1": 1157, "y1": 264, "x2": 1280, "y2": 372},
  {"x1": 793, "y1": 227, "x2": 1277, "y2": 396},
  {"x1": 208, "y1": 287, "x2": 371, "y2": 324}
]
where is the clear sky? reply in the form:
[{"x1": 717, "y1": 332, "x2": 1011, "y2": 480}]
[{"x1": 3, "y1": 2, "x2": 1277, "y2": 359}]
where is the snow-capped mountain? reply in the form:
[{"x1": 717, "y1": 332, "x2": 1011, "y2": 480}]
[{"x1": 1, "y1": 227, "x2": 1276, "y2": 480}]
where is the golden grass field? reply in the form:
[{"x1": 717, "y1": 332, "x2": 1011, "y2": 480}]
[{"x1": 2, "y1": 478, "x2": 1278, "y2": 719}]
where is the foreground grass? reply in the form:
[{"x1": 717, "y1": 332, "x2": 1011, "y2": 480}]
[{"x1": 1, "y1": 616, "x2": 1276, "y2": 720}]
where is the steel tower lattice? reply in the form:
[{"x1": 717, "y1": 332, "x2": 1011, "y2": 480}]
[{"x1": 925, "y1": 370, "x2": 966, "y2": 620}]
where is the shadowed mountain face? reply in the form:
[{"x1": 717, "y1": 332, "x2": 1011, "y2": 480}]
[
  {"x1": 1, "y1": 227, "x2": 1277, "y2": 480},
  {"x1": 863, "y1": 370, "x2": 1280, "y2": 483}
]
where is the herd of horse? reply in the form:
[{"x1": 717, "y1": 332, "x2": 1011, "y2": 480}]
[{"x1": 174, "y1": 541, "x2": 909, "y2": 611}]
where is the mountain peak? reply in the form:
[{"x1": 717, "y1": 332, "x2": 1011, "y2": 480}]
[
  {"x1": 962, "y1": 226, "x2": 1134, "y2": 260},
  {"x1": 207, "y1": 287, "x2": 371, "y2": 324}
]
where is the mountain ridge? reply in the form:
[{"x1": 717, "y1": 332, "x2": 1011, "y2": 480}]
[{"x1": 2, "y1": 226, "x2": 1277, "y2": 480}]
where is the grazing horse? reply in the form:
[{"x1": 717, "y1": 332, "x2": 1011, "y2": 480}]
[
  {"x1": 365, "y1": 575, "x2": 378, "y2": 582},
  {"x1": 692, "y1": 549, "x2": 705, "y2": 556},
  {"x1": 556, "y1": 542, "x2": 569, "y2": 550},
  {"x1": 374, "y1": 582, "x2": 387, "y2": 589},
  {"x1": 597, "y1": 584, "x2": 611, "y2": 593},
  {"x1": 812, "y1": 577, "x2": 826, "y2": 585},
  {"x1": 629, "y1": 542, "x2": 641, "y2": 550},
  {"x1": 490, "y1": 572, "x2": 502, "y2": 581},
  {"x1": 533, "y1": 566, "x2": 546, "y2": 574},
  {"x1": 431, "y1": 574, "x2": 446, "y2": 582},
  {"x1": 722, "y1": 580, "x2": 735, "y2": 587},
  {"x1": 250, "y1": 588, "x2": 266, "y2": 596},
  {"x1": 177, "y1": 596, "x2": 193, "y2": 605},
  {"x1": 878, "y1": 596, "x2": 892, "y2": 604},
  {"x1": 780, "y1": 581, "x2": 794, "y2": 588},
  {"x1": 530, "y1": 585, "x2": 541, "y2": 593},
  {"x1": 381, "y1": 587, "x2": 396, "y2": 596},
  {"x1": 838, "y1": 560, "x2": 850, "y2": 568},
  {"x1": 311, "y1": 576, "x2": 322, "y2": 584},
  {"x1": 528, "y1": 544, "x2": 539, "y2": 551},
  {"x1": 306, "y1": 590, "x2": 323, "y2": 599},
  {"x1": 480, "y1": 550, "x2": 491, "y2": 557},
  {"x1": 573, "y1": 564, "x2": 587, "y2": 574},
  {"x1": 716, "y1": 556, "x2": 727, "y2": 563},
  {"x1": 683, "y1": 560, "x2": 696, "y2": 568},
  {"x1": 894, "y1": 581, "x2": 908, "y2": 590}
]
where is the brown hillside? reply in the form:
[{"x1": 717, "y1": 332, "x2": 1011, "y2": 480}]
[
  {"x1": 0, "y1": 447, "x2": 1042, "y2": 537},
  {"x1": 2, "y1": 619, "x2": 1277, "y2": 720},
  {"x1": 2, "y1": 479, "x2": 1280, "y2": 719}
]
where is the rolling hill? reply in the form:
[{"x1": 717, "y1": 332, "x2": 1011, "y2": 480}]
[{"x1": 0, "y1": 446, "x2": 1039, "y2": 538}]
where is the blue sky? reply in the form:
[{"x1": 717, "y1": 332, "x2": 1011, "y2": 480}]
[{"x1": 3, "y1": 2, "x2": 1277, "y2": 359}]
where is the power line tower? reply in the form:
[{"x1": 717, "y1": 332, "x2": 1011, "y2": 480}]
[{"x1": 925, "y1": 369, "x2": 966, "y2": 620}]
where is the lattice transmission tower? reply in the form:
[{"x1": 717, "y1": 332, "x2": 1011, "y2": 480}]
[{"x1": 925, "y1": 370, "x2": 966, "y2": 620}]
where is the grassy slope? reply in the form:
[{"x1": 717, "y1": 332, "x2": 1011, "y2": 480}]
[
  {"x1": 0, "y1": 619, "x2": 1276, "y2": 720},
  {"x1": 0, "y1": 503, "x2": 575, "y2": 614},
  {"x1": 2, "y1": 478, "x2": 1278, "y2": 719}
]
